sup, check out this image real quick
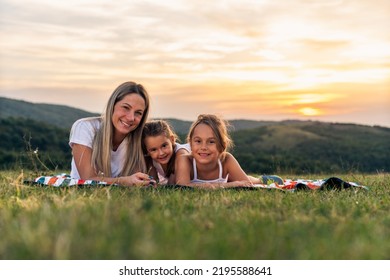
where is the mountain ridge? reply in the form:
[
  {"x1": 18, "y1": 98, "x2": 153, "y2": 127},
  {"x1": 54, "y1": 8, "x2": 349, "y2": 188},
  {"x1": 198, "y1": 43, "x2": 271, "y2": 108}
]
[
  {"x1": 1, "y1": 96, "x2": 389, "y2": 173},
  {"x1": 1, "y1": 97, "x2": 386, "y2": 134},
  {"x1": 0, "y1": 97, "x2": 98, "y2": 128}
]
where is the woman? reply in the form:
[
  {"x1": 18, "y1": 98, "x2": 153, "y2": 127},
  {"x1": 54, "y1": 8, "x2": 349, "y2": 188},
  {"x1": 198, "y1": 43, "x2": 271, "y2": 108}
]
[{"x1": 69, "y1": 81, "x2": 155, "y2": 186}]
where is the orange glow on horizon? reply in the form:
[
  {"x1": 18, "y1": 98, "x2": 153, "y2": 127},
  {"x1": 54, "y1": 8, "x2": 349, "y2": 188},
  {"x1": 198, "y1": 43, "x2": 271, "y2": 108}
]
[{"x1": 298, "y1": 107, "x2": 322, "y2": 116}]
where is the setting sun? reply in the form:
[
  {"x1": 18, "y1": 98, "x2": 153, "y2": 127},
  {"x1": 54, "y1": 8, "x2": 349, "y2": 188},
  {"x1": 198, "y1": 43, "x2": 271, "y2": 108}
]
[{"x1": 298, "y1": 107, "x2": 321, "y2": 116}]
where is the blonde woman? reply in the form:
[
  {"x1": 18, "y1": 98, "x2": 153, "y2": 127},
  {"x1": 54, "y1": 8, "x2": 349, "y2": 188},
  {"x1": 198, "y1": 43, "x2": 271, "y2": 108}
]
[{"x1": 69, "y1": 81, "x2": 155, "y2": 186}]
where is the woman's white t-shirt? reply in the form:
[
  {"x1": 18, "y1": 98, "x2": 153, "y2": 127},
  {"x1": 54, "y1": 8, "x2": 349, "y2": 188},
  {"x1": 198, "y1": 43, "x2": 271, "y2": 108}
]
[{"x1": 69, "y1": 118, "x2": 128, "y2": 179}]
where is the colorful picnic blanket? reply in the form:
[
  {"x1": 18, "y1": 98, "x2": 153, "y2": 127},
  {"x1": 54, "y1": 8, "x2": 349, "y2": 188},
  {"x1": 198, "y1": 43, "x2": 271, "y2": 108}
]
[
  {"x1": 26, "y1": 174, "x2": 369, "y2": 191},
  {"x1": 27, "y1": 174, "x2": 110, "y2": 187},
  {"x1": 252, "y1": 177, "x2": 369, "y2": 192}
]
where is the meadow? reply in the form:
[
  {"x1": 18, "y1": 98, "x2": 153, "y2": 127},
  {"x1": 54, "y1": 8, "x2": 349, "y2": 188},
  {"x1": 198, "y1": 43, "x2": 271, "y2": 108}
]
[{"x1": 0, "y1": 170, "x2": 389, "y2": 260}]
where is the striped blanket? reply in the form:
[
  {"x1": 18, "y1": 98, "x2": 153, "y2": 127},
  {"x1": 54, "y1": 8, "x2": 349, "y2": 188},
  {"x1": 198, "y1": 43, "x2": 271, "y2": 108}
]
[
  {"x1": 28, "y1": 174, "x2": 110, "y2": 187},
  {"x1": 252, "y1": 177, "x2": 369, "y2": 192},
  {"x1": 26, "y1": 174, "x2": 369, "y2": 191}
]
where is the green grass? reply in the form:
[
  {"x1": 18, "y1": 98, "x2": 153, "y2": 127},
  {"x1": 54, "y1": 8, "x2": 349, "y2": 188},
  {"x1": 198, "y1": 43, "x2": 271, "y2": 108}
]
[{"x1": 0, "y1": 171, "x2": 389, "y2": 260}]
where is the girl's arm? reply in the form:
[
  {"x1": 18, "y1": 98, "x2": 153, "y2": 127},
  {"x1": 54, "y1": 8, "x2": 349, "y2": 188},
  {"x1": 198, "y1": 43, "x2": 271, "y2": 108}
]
[
  {"x1": 214, "y1": 153, "x2": 252, "y2": 188},
  {"x1": 72, "y1": 143, "x2": 155, "y2": 187},
  {"x1": 175, "y1": 152, "x2": 252, "y2": 189},
  {"x1": 147, "y1": 165, "x2": 158, "y2": 184},
  {"x1": 174, "y1": 154, "x2": 193, "y2": 186},
  {"x1": 167, "y1": 148, "x2": 190, "y2": 185},
  {"x1": 224, "y1": 153, "x2": 252, "y2": 182},
  {"x1": 167, "y1": 148, "x2": 191, "y2": 185}
]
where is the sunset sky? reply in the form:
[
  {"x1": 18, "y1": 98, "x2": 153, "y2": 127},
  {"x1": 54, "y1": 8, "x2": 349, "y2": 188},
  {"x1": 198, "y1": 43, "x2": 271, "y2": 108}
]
[{"x1": 1, "y1": 0, "x2": 389, "y2": 127}]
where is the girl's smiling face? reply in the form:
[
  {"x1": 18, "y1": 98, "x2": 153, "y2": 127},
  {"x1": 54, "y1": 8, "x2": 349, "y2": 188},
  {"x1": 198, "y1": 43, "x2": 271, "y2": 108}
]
[
  {"x1": 144, "y1": 134, "x2": 175, "y2": 166},
  {"x1": 190, "y1": 123, "x2": 220, "y2": 165}
]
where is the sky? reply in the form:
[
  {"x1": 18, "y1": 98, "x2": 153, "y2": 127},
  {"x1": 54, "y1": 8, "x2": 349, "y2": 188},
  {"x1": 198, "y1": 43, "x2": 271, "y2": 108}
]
[{"x1": 1, "y1": 0, "x2": 389, "y2": 127}]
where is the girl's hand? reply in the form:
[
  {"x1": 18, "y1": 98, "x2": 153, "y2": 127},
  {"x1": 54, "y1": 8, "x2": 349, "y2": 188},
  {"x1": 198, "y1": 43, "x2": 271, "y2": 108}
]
[
  {"x1": 191, "y1": 181, "x2": 254, "y2": 189},
  {"x1": 196, "y1": 182, "x2": 218, "y2": 189},
  {"x1": 233, "y1": 180, "x2": 254, "y2": 187}
]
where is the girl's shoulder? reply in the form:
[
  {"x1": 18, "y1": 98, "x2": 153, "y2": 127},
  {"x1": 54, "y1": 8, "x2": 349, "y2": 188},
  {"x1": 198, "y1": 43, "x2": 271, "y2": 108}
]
[
  {"x1": 221, "y1": 152, "x2": 234, "y2": 162},
  {"x1": 175, "y1": 142, "x2": 191, "y2": 153},
  {"x1": 176, "y1": 151, "x2": 193, "y2": 163},
  {"x1": 221, "y1": 152, "x2": 239, "y2": 167}
]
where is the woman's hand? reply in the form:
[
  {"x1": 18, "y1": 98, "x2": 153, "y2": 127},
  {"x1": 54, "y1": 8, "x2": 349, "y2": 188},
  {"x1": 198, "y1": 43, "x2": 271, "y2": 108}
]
[{"x1": 119, "y1": 172, "x2": 156, "y2": 187}]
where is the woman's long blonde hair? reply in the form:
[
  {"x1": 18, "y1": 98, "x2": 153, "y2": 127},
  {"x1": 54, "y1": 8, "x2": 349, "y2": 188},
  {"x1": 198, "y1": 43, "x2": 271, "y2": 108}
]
[{"x1": 92, "y1": 81, "x2": 150, "y2": 177}]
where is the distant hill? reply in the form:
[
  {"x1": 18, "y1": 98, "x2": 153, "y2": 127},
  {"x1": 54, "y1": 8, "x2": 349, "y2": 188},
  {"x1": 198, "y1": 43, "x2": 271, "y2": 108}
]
[
  {"x1": 0, "y1": 97, "x2": 278, "y2": 133},
  {"x1": 1, "y1": 117, "x2": 389, "y2": 174},
  {"x1": 1, "y1": 97, "x2": 389, "y2": 174},
  {"x1": 232, "y1": 121, "x2": 390, "y2": 174},
  {"x1": 0, "y1": 117, "x2": 71, "y2": 170},
  {"x1": 160, "y1": 118, "x2": 277, "y2": 136},
  {"x1": 0, "y1": 97, "x2": 98, "y2": 128}
]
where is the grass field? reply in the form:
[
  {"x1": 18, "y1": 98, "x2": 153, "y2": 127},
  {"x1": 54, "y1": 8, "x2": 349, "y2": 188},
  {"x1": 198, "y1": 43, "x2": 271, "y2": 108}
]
[{"x1": 0, "y1": 170, "x2": 389, "y2": 260}]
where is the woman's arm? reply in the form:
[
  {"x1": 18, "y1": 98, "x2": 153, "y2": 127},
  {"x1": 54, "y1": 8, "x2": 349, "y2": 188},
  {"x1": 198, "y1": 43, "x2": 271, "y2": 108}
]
[
  {"x1": 72, "y1": 143, "x2": 96, "y2": 179},
  {"x1": 72, "y1": 143, "x2": 155, "y2": 186}
]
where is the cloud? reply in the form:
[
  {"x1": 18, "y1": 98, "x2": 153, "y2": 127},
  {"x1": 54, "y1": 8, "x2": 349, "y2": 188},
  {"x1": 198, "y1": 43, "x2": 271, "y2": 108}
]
[{"x1": 1, "y1": 0, "x2": 389, "y2": 127}]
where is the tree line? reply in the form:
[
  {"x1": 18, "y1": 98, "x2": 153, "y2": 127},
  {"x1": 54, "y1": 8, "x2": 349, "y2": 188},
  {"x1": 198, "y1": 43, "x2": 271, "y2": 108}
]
[{"x1": 1, "y1": 117, "x2": 389, "y2": 174}]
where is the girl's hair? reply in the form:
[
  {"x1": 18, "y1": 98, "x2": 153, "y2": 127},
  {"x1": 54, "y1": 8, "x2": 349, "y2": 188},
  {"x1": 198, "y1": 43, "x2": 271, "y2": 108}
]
[
  {"x1": 92, "y1": 81, "x2": 150, "y2": 176},
  {"x1": 142, "y1": 120, "x2": 178, "y2": 177},
  {"x1": 187, "y1": 114, "x2": 233, "y2": 161}
]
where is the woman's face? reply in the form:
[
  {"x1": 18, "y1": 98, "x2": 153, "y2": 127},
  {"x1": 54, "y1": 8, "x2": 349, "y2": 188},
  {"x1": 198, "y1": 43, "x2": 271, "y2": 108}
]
[{"x1": 112, "y1": 93, "x2": 146, "y2": 138}]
